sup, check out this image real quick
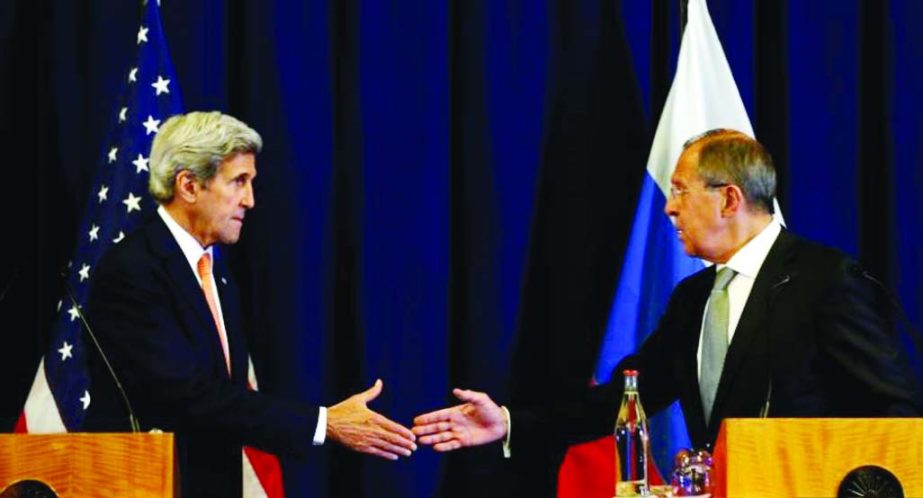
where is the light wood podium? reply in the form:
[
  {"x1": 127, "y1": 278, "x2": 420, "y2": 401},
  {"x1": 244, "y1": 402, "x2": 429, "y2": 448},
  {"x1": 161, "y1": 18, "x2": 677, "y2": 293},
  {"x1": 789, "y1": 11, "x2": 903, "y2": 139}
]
[
  {"x1": 712, "y1": 418, "x2": 923, "y2": 498},
  {"x1": 0, "y1": 433, "x2": 176, "y2": 498}
]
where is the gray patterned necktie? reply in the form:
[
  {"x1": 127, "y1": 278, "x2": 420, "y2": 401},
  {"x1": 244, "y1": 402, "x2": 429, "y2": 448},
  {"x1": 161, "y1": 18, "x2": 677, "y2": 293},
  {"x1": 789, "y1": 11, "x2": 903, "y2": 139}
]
[{"x1": 700, "y1": 266, "x2": 737, "y2": 424}]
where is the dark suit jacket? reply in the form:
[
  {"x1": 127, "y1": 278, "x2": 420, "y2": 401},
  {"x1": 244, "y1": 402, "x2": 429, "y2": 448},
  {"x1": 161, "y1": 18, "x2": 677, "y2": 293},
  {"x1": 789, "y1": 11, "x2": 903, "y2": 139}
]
[
  {"x1": 512, "y1": 230, "x2": 923, "y2": 453},
  {"x1": 85, "y1": 215, "x2": 318, "y2": 498}
]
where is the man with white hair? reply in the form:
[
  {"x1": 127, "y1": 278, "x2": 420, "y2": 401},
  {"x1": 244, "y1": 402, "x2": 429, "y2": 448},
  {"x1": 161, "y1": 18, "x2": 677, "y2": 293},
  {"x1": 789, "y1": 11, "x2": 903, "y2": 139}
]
[{"x1": 86, "y1": 111, "x2": 416, "y2": 498}]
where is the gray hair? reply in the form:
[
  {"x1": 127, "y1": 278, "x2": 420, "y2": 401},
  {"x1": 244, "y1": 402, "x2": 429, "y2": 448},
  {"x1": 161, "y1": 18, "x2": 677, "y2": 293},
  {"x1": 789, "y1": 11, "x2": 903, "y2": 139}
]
[
  {"x1": 684, "y1": 128, "x2": 776, "y2": 214},
  {"x1": 148, "y1": 111, "x2": 263, "y2": 203}
]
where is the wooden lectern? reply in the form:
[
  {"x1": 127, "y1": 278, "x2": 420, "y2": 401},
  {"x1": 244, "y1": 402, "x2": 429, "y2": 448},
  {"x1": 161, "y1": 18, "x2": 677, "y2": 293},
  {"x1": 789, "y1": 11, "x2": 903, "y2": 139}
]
[
  {"x1": 0, "y1": 433, "x2": 176, "y2": 497},
  {"x1": 712, "y1": 418, "x2": 923, "y2": 497}
]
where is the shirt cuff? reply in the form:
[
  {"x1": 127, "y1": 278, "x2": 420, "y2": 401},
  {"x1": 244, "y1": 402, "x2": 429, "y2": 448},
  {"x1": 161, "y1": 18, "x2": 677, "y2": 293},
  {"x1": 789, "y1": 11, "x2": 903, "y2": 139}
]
[
  {"x1": 313, "y1": 406, "x2": 327, "y2": 445},
  {"x1": 500, "y1": 405, "x2": 511, "y2": 459}
]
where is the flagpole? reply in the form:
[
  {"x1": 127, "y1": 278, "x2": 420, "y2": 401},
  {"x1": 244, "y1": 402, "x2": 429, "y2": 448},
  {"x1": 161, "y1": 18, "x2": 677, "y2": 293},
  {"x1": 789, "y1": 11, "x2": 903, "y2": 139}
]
[
  {"x1": 651, "y1": 0, "x2": 691, "y2": 123},
  {"x1": 755, "y1": 0, "x2": 789, "y2": 215}
]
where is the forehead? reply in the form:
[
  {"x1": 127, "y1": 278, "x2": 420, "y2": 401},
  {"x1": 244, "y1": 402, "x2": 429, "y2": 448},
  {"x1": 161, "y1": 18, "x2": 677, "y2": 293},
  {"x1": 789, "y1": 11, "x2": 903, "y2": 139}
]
[
  {"x1": 217, "y1": 152, "x2": 257, "y2": 176},
  {"x1": 671, "y1": 146, "x2": 702, "y2": 185}
]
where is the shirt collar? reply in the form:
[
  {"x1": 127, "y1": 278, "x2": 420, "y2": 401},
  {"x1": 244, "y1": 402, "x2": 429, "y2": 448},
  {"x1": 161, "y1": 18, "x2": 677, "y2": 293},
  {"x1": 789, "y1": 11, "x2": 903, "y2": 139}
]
[
  {"x1": 718, "y1": 217, "x2": 782, "y2": 279},
  {"x1": 157, "y1": 205, "x2": 213, "y2": 274}
]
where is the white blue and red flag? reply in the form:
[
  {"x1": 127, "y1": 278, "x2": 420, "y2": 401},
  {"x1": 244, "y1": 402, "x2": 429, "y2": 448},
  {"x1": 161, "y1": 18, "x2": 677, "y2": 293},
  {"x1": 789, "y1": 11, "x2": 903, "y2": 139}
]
[{"x1": 557, "y1": 0, "x2": 774, "y2": 495}]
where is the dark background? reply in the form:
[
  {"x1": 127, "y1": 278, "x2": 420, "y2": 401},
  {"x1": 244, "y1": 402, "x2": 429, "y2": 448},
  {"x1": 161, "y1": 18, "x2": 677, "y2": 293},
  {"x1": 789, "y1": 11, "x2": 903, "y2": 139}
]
[{"x1": 2, "y1": 0, "x2": 921, "y2": 496}]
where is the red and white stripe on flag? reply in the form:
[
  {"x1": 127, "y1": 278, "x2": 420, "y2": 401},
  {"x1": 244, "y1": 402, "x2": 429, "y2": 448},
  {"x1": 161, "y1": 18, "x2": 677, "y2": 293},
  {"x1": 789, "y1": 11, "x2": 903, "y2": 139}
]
[
  {"x1": 15, "y1": 359, "x2": 68, "y2": 434},
  {"x1": 16, "y1": 358, "x2": 286, "y2": 498},
  {"x1": 243, "y1": 357, "x2": 285, "y2": 498}
]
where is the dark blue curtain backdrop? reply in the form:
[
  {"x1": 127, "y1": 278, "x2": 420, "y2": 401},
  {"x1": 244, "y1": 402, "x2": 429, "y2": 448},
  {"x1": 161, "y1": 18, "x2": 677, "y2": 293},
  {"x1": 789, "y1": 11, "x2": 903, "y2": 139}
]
[{"x1": 2, "y1": 1, "x2": 922, "y2": 497}]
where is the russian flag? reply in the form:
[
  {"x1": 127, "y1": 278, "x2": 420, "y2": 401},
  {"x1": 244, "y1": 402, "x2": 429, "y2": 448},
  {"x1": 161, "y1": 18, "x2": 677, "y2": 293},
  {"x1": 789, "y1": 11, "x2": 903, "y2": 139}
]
[{"x1": 557, "y1": 0, "x2": 766, "y2": 495}]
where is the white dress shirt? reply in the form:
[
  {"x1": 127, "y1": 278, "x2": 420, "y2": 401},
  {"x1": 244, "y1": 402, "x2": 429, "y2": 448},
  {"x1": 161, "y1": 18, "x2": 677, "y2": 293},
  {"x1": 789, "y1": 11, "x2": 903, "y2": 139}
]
[
  {"x1": 696, "y1": 218, "x2": 782, "y2": 379},
  {"x1": 502, "y1": 219, "x2": 784, "y2": 458},
  {"x1": 157, "y1": 206, "x2": 327, "y2": 445},
  {"x1": 157, "y1": 206, "x2": 226, "y2": 334}
]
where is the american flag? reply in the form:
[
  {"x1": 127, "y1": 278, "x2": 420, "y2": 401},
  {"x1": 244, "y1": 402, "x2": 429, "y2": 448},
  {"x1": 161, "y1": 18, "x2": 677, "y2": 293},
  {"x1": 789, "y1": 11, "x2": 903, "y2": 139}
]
[
  {"x1": 16, "y1": 2, "x2": 283, "y2": 497},
  {"x1": 17, "y1": 0, "x2": 183, "y2": 435}
]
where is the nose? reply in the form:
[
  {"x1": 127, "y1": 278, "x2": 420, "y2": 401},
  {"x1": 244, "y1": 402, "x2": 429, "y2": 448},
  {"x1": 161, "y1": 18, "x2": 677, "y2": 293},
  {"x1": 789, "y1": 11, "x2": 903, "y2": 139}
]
[
  {"x1": 664, "y1": 195, "x2": 678, "y2": 217},
  {"x1": 242, "y1": 182, "x2": 255, "y2": 209}
]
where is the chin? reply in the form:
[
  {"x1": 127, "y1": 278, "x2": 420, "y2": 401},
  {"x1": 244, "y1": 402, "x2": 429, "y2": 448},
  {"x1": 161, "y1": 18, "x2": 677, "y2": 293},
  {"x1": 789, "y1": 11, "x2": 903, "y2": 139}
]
[{"x1": 220, "y1": 232, "x2": 242, "y2": 245}]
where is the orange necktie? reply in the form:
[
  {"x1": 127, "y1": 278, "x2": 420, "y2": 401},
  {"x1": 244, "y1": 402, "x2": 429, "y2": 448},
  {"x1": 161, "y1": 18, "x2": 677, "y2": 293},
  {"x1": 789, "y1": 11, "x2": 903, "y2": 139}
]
[
  {"x1": 199, "y1": 255, "x2": 284, "y2": 497},
  {"x1": 197, "y1": 253, "x2": 231, "y2": 375}
]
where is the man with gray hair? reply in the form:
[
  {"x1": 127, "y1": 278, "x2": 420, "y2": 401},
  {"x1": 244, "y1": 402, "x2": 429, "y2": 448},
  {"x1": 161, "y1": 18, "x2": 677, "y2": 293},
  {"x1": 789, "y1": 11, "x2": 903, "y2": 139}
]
[
  {"x1": 412, "y1": 129, "x2": 922, "y2": 458},
  {"x1": 86, "y1": 111, "x2": 416, "y2": 498}
]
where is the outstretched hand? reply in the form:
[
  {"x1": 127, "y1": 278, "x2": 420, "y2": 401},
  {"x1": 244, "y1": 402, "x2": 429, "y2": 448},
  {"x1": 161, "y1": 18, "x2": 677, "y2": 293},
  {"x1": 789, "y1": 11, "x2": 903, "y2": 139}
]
[
  {"x1": 326, "y1": 379, "x2": 417, "y2": 460},
  {"x1": 412, "y1": 388, "x2": 508, "y2": 452}
]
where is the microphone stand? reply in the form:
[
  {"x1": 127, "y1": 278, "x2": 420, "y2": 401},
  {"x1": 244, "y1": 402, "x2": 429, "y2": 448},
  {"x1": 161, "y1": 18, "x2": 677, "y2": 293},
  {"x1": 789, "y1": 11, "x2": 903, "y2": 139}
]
[{"x1": 60, "y1": 277, "x2": 140, "y2": 433}]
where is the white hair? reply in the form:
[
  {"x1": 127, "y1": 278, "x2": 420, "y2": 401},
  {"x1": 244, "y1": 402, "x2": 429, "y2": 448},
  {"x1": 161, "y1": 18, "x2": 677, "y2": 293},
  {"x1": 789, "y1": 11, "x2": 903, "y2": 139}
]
[{"x1": 148, "y1": 111, "x2": 262, "y2": 203}]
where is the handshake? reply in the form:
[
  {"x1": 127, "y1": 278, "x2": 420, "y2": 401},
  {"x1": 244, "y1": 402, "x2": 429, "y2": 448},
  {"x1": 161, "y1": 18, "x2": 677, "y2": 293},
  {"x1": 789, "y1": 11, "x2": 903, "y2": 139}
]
[{"x1": 327, "y1": 381, "x2": 508, "y2": 460}]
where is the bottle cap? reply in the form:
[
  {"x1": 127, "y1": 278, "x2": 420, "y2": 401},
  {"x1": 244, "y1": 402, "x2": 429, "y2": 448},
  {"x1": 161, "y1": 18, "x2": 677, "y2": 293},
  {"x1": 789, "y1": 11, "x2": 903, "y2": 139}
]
[{"x1": 623, "y1": 369, "x2": 639, "y2": 377}]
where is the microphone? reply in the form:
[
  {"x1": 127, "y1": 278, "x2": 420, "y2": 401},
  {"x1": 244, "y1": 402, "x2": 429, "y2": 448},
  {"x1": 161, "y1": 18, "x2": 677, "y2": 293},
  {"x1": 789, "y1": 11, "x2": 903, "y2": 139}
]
[
  {"x1": 757, "y1": 273, "x2": 794, "y2": 418},
  {"x1": 0, "y1": 266, "x2": 17, "y2": 304},
  {"x1": 850, "y1": 264, "x2": 923, "y2": 378},
  {"x1": 60, "y1": 275, "x2": 140, "y2": 433},
  {"x1": 850, "y1": 264, "x2": 922, "y2": 336}
]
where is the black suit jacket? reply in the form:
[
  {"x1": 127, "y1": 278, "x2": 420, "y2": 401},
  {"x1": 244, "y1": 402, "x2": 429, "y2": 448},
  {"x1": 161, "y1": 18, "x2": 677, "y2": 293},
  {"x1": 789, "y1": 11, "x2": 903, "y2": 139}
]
[
  {"x1": 512, "y1": 230, "x2": 923, "y2": 453},
  {"x1": 85, "y1": 215, "x2": 318, "y2": 498}
]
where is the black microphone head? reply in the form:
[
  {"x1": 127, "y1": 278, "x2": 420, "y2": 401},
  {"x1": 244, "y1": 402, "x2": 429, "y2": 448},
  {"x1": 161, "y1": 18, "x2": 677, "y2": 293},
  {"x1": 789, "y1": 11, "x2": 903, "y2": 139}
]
[{"x1": 850, "y1": 263, "x2": 871, "y2": 279}]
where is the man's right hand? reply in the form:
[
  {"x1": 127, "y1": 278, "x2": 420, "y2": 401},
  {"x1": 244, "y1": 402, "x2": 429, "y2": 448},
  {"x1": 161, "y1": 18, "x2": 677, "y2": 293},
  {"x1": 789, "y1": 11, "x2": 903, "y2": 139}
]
[
  {"x1": 412, "y1": 388, "x2": 508, "y2": 451},
  {"x1": 326, "y1": 379, "x2": 417, "y2": 460}
]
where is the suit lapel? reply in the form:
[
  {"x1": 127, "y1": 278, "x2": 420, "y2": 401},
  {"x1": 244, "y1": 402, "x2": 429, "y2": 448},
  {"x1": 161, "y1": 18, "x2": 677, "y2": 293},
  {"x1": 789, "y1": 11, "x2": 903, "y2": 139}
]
[
  {"x1": 710, "y1": 230, "x2": 798, "y2": 426},
  {"x1": 146, "y1": 216, "x2": 233, "y2": 377}
]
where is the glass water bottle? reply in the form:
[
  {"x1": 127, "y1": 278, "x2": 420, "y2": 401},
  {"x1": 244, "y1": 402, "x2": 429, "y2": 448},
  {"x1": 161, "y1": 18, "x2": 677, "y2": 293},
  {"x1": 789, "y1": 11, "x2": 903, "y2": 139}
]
[{"x1": 614, "y1": 369, "x2": 650, "y2": 497}]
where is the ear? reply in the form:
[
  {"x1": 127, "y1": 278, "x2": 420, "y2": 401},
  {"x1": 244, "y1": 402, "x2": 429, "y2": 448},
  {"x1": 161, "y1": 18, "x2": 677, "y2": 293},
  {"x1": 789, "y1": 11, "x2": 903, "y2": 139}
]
[
  {"x1": 721, "y1": 184, "x2": 744, "y2": 217},
  {"x1": 174, "y1": 170, "x2": 200, "y2": 203}
]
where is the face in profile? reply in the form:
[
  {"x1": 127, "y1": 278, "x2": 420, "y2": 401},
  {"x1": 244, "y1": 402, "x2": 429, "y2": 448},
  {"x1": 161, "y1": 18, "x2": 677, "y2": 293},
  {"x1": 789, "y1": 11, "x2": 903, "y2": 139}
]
[
  {"x1": 193, "y1": 152, "x2": 257, "y2": 246},
  {"x1": 663, "y1": 146, "x2": 729, "y2": 262}
]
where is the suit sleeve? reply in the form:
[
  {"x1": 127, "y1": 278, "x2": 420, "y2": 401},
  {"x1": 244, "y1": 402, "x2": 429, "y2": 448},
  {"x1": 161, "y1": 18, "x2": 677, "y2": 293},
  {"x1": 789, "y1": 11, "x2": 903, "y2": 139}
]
[
  {"x1": 816, "y1": 260, "x2": 923, "y2": 416},
  {"x1": 509, "y1": 280, "x2": 689, "y2": 453},
  {"x1": 88, "y1": 250, "x2": 320, "y2": 458}
]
